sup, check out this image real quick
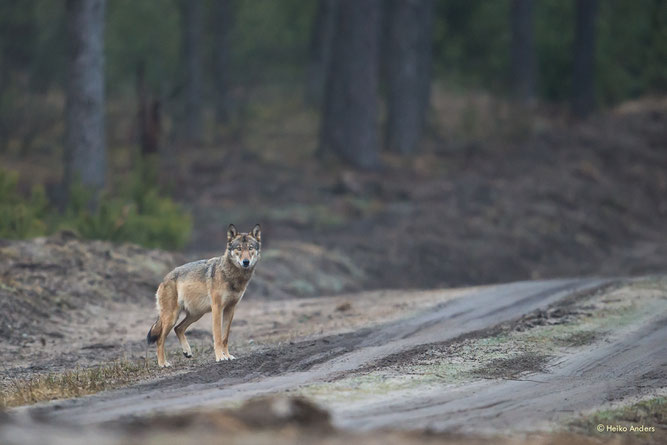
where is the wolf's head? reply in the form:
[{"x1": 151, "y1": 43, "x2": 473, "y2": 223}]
[{"x1": 226, "y1": 224, "x2": 261, "y2": 269}]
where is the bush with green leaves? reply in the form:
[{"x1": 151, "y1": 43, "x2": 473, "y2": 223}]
[
  {"x1": 0, "y1": 169, "x2": 48, "y2": 239},
  {"x1": 0, "y1": 168, "x2": 191, "y2": 250}
]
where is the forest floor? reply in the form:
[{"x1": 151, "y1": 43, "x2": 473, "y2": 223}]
[
  {"x1": 1, "y1": 92, "x2": 666, "y2": 442},
  {"x1": 172, "y1": 93, "x2": 667, "y2": 292},
  {"x1": 3, "y1": 92, "x2": 667, "y2": 295}
]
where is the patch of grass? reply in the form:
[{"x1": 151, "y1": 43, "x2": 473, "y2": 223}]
[
  {"x1": 0, "y1": 359, "x2": 156, "y2": 409},
  {"x1": 468, "y1": 353, "x2": 550, "y2": 379},
  {"x1": 554, "y1": 330, "x2": 599, "y2": 347},
  {"x1": 301, "y1": 372, "x2": 431, "y2": 405},
  {"x1": 626, "y1": 276, "x2": 667, "y2": 291},
  {"x1": 510, "y1": 293, "x2": 657, "y2": 353},
  {"x1": 570, "y1": 397, "x2": 666, "y2": 443}
]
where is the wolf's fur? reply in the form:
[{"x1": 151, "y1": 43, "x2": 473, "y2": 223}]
[{"x1": 147, "y1": 224, "x2": 261, "y2": 367}]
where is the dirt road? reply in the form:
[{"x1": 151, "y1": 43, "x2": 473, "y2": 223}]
[
  {"x1": 334, "y1": 311, "x2": 667, "y2": 433},
  {"x1": 12, "y1": 276, "x2": 665, "y2": 436}
]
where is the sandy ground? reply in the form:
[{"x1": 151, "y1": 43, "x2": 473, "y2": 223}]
[
  {"x1": 3, "y1": 276, "x2": 664, "y2": 441},
  {"x1": 1, "y1": 285, "x2": 474, "y2": 382}
]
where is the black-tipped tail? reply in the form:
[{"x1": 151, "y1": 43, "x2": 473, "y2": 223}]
[{"x1": 147, "y1": 318, "x2": 161, "y2": 344}]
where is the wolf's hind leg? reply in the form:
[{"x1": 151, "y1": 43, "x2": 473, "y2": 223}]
[
  {"x1": 156, "y1": 305, "x2": 179, "y2": 368},
  {"x1": 174, "y1": 311, "x2": 204, "y2": 358}
]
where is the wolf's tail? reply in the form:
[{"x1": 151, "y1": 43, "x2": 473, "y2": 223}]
[{"x1": 147, "y1": 317, "x2": 162, "y2": 344}]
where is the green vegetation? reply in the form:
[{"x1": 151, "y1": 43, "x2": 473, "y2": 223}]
[
  {"x1": 570, "y1": 397, "x2": 666, "y2": 442},
  {"x1": 434, "y1": 0, "x2": 666, "y2": 104},
  {"x1": 581, "y1": 397, "x2": 666, "y2": 425},
  {"x1": 0, "y1": 169, "x2": 49, "y2": 239},
  {"x1": 0, "y1": 168, "x2": 191, "y2": 250}
]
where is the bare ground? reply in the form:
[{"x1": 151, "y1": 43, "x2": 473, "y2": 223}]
[{"x1": 2, "y1": 276, "x2": 665, "y2": 444}]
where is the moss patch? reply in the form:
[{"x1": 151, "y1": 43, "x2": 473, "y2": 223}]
[
  {"x1": 469, "y1": 353, "x2": 550, "y2": 379},
  {"x1": 554, "y1": 330, "x2": 599, "y2": 347}
]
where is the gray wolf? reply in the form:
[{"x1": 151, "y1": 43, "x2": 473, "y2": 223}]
[{"x1": 147, "y1": 224, "x2": 261, "y2": 367}]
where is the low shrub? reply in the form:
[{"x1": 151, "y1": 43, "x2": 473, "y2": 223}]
[
  {"x1": 0, "y1": 169, "x2": 49, "y2": 239},
  {"x1": 0, "y1": 167, "x2": 191, "y2": 250}
]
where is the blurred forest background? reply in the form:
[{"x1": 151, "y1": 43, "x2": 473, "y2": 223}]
[{"x1": 1, "y1": 0, "x2": 666, "y2": 293}]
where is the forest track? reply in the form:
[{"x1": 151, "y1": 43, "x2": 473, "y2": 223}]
[
  {"x1": 334, "y1": 310, "x2": 667, "y2": 433},
  {"x1": 14, "y1": 276, "x2": 662, "y2": 434}
]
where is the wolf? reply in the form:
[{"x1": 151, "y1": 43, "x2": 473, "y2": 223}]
[{"x1": 147, "y1": 224, "x2": 261, "y2": 367}]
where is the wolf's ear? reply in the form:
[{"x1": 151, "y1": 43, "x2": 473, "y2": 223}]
[
  {"x1": 251, "y1": 224, "x2": 261, "y2": 242},
  {"x1": 227, "y1": 224, "x2": 238, "y2": 242}
]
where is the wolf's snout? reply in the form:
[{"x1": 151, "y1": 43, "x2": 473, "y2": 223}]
[{"x1": 243, "y1": 259, "x2": 250, "y2": 267}]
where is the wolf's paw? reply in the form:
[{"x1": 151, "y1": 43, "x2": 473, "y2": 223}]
[
  {"x1": 227, "y1": 354, "x2": 236, "y2": 360},
  {"x1": 183, "y1": 351, "x2": 192, "y2": 358},
  {"x1": 215, "y1": 356, "x2": 228, "y2": 362},
  {"x1": 160, "y1": 361, "x2": 172, "y2": 368}
]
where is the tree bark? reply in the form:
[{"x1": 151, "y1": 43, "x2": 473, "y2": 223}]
[
  {"x1": 385, "y1": 0, "x2": 434, "y2": 155},
  {"x1": 214, "y1": 0, "x2": 233, "y2": 123},
  {"x1": 571, "y1": 0, "x2": 598, "y2": 118},
  {"x1": 320, "y1": 0, "x2": 381, "y2": 169},
  {"x1": 510, "y1": 0, "x2": 536, "y2": 103},
  {"x1": 183, "y1": 0, "x2": 203, "y2": 142},
  {"x1": 305, "y1": 0, "x2": 337, "y2": 106},
  {"x1": 63, "y1": 0, "x2": 106, "y2": 205},
  {"x1": 136, "y1": 63, "x2": 161, "y2": 159}
]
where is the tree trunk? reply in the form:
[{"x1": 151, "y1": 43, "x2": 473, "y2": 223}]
[
  {"x1": 183, "y1": 0, "x2": 203, "y2": 142},
  {"x1": 385, "y1": 0, "x2": 434, "y2": 155},
  {"x1": 214, "y1": 0, "x2": 233, "y2": 123},
  {"x1": 510, "y1": 0, "x2": 536, "y2": 103},
  {"x1": 305, "y1": 0, "x2": 337, "y2": 106},
  {"x1": 136, "y1": 63, "x2": 161, "y2": 184},
  {"x1": 63, "y1": 0, "x2": 106, "y2": 206},
  {"x1": 320, "y1": 0, "x2": 381, "y2": 169},
  {"x1": 136, "y1": 64, "x2": 161, "y2": 158},
  {"x1": 646, "y1": 0, "x2": 667, "y2": 93},
  {"x1": 571, "y1": 0, "x2": 598, "y2": 118}
]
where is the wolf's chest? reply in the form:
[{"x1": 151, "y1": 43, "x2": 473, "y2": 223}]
[{"x1": 222, "y1": 280, "x2": 249, "y2": 305}]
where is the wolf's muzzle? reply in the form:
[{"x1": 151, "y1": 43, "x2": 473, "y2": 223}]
[{"x1": 242, "y1": 259, "x2": 250, "y2": 267}]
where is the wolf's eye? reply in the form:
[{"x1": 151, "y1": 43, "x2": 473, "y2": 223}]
[{"x1": 249, "y1": 246, "x2": 254, "y2": 251}]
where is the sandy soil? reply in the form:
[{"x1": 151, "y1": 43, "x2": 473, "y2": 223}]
[
  {"x1": 5, "y1": 277, "x2": 663, "y2": 432},
  {"x1": 1, "y1": 280, "x2": 473, "y2": 382},
  {"x1": 2, "y1": 276, "x2": 665, "y2": 444}
]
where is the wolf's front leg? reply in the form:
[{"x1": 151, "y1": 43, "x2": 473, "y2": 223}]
[
  {"x1": 221, "y1": 304, "x2": 237, "y2": 360},
  {"x1": 211, "y1": 297, "x2": 225, "y2": 362}
]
